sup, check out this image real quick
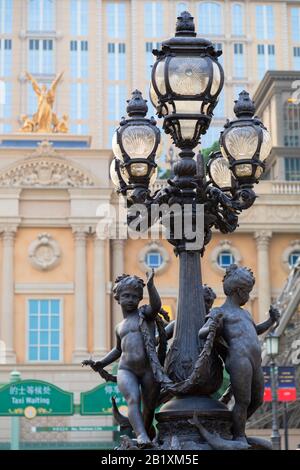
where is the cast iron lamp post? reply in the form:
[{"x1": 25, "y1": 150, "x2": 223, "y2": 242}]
[
  {"x1": 111, "y1": 10, "x2": 272, "y2": 427},
  {"x1": 266, "y1": 334, "x2": 282, "y2": 450}
]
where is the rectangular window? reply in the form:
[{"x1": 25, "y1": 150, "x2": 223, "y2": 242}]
[
  {"x1": 107, "y1": 42, "x2": 126, "y2": 80},
  {"x1": 70, "y1": 40, "x2": 88, "y2": 78},
  {"x1": 0, "y1": 38, "x2": 12, "y2": 76},
  {"x1": 256, "y1": 5, "x2": 274, "y2": 40},
  {"x1": 107, "y1": 2, "x2": 126, "y2": 39},
  {"x1": 70, "y1": 82, "x2": 88, "y2": 120},
  {"x1": 232, "y1": 3, "x2": 244, "y2": 36},
  {"x1": 144, "y1": 2, "x2": 163, "y2": 38},
  {"x1": 285, "y1": 157, "x2": 300, "y2": 181},
  {"x1": 28, "y1": 39, "x2": 54, "y2": 74},
  {"x1": 108, "y1": 84, "x2": 127, "y2": 120},
  {"x1": 71, "y1": 0, "x2": 88, "y2": 36},
  {"x1": 257, "y1": 44, "x2": 276, "y2": 79},
  {"x1": 28, "y1": 0, "x2": 55, "y2": 32},
  {"x1": 28, "y1": 299, "x2": 61, "y2": 362},
  {"x1": 233, "y1": 43, "x2": 244, "y2": 78},
  {"x1": 0, "y1": 0, "x2": 13, "y2": 34},
  {"x1": 198, "y1": 2, "x2": 223, "y2": 35},
  {"x1": 293, "y1": 47, "x2": 300, "y2": 70},
  {"x1": 291, "y1": 8, "x2": 300, "y2": 42},
  {"x1": 0, "y1": 81, "x2": 12, "y2": 118}
]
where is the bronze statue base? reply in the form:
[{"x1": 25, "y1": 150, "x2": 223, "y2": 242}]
[{"x1": 155, "y1": 396, "x2": 233, "y2": 450}]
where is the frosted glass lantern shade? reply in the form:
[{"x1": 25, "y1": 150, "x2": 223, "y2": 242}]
[
  {"x1": 209, "y1": 157, "x2": 232, "y2": 189},
  {"x1": 112, "y1": 126, "x2": 157, "y2": 161},
  {"x1": 168, "y1": 56, "x2": 210, "y2": 96},
  {"x1": 224, "y1": 126, "x2": 259, "y2": 161}
]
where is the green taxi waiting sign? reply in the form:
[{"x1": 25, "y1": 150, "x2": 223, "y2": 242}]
[
  {"x1": 0, "y1": 379, "x2": 74, "y2": 417},
  {"x1": 80, "y1": 382, "x2": 127, "y2": 415}
]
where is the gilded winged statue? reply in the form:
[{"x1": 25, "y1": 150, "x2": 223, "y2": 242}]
[{"x1": 20, "y1": 71, "x2": 68, "y2": 133}]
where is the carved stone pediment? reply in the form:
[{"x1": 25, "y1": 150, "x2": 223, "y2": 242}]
[{"x1": 0, "y1": 153, "x2": 97, "y2": 188}]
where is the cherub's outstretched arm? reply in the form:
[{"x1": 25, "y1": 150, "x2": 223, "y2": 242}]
[
  {"x1": 256, "y1": 306, "x2": 280, "y2": 335},
  {"x1": 142, "y1": 269, "x2": 162, "y2": 320},
  {"x1": 82, "y1": 328, "x2": 121, "y2": 371}
]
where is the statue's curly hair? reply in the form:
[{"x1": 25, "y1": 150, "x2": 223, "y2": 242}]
[
  {"x1": 203, "y1": 284, "x2": 217, "y2": 305},
  {"x1": 113, "y1": 274, "x2": 145, "y2": 301},
  {"x1": 223, "y1": 264, "x2": 255, "y2": 296}
]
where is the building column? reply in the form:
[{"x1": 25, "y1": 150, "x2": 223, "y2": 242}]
[
  {"x1": 255, "y1": 230, "x2": 272, "y2": 322},
  {"x1": 1, "y1": 228, "x2": 17, "y2": 363},
  {"x1": 111, "y1": 239, "x2": 125, "y2": 331},
  {"x1": 72, "y1": 228, "x2": 88, "y2": 362},
  {"x1": 93, "y1": 234, "x2": 107, "y2": 356}
]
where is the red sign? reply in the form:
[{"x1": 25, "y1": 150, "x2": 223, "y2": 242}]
[
  {"x1": 278, "y1": 388, "x2": 297, "y2": 402},
  {"x1": 263, "y1": 387, "x2": 272, "y2": 402}
]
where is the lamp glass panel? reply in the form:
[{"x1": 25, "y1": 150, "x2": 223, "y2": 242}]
[
  {"x1": 174, "y1": 100, "x2": 202, "y2": 114},
  {"x1": 122, "y1": 125, "x2": 156, "y2": 159},
  {"x1": 130, "y1": 162, "x2": 149, "y2": 177},
  {"x1": 179, "y1": 119, "x2": 198, "y2": 139},
  {"x1": 109, "y1": 160, "x2": 120, "y2": 186},
  {"x1": 260, "y1": 128, "x2": 272, "y2": 161},
  {"x1": 255, "y1": 166, "x2": 264, "y2": 179},
  {"x1": 211, "y1": 61, "x2": 222, "y2": 97},
  {"x1": 112, "y1": 131, "x2": 123, "y2": 160},
  {"x1": 235, "y1": 163, "x2": 253, "y2": 177},
  {"x1": 149, "y1": 166, "x2": 158, "y2": 185},
  {"x1": 150, "y1": 83, "x2": 159, "y2": 108},
  {"x1": 210, "y1": 157, "x2": 232, "y2": 188},
  {"x1": 154, "y1": 59, "x2": 166, "y2": 95},
  {"x1": 168, "y1": 56, "x2": 210, "y2": 96},
  {"x1": 109, "y1": 159, "x2": 129, "y2": 185},
  {"x1": 225, "y1": 126, "x2": 259, "y2": 160}
]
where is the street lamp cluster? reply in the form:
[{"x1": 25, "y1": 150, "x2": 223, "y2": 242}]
[
  {"x1": 111, "y1": 11, "x2": 271, "y2": 210},
  {"x1": 108, "y1": 11, "x2": 274, "y2": 449}
]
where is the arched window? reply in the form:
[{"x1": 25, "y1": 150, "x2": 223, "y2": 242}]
[
  {"x1": 232, "y1": 3, "x2": 244, "y2": 36},
  {"x1": 198, "y1": 2, "x2": 223, "y2": 35}
]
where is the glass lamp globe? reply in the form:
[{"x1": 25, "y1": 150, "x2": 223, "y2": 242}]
[
  {"x1": 207, "y1": 152, "x2": 233, "y2": 191},
  {"x1": 150, "y1": 11, "x2": 224, "y2": 150},
  {"x1": 220, "y1": 90, "x2": 272, "y2": 185},
  {"x1": 112, "y1": 90, "x2": 161, "y2": 186}
]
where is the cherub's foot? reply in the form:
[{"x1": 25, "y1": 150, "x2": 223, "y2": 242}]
[{"x1": 137, "y1": 434, "x2": 153, "y2": 449}]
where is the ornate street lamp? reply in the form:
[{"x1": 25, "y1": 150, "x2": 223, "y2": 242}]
[
  {"x1": 266, "y1": 334, "x2": 282, "y2": 450},
  {"x1": 108, "y1": 11, "x2": 273, "y2": 449},
  {"x1": 150, "y1": 11, "x2": 224, "y2": 151},
  {"x1": 220, "y1": 90, "x2": 272, "y2": 186},
  {"x1": 111, "y1": 89, "x2": 161, "y2": 202}
]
